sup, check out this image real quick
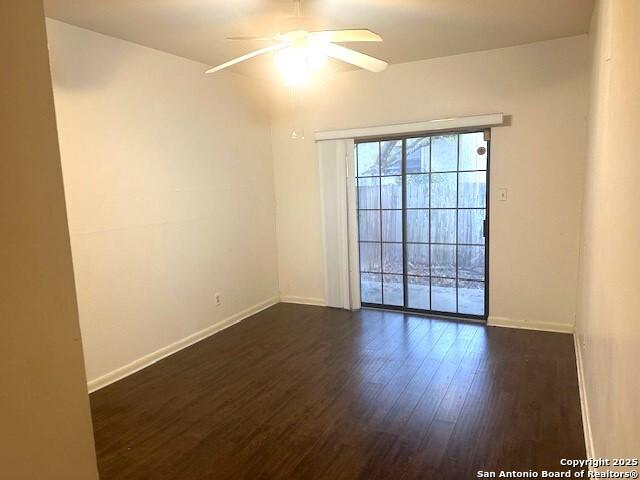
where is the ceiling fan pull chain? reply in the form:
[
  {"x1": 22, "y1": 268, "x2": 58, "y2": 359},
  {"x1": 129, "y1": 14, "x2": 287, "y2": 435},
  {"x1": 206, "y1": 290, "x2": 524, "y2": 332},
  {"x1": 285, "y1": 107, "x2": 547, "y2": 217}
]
[{"x1": 289, "y1": 85, "x2": 305, "y2": 140}]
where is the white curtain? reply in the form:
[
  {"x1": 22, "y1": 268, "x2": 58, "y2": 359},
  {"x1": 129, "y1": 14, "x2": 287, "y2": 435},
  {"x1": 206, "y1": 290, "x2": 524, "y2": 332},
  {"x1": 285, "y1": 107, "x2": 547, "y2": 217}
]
[{"x1": 318, "y1": 138, "x2": 360, "y2": 310}]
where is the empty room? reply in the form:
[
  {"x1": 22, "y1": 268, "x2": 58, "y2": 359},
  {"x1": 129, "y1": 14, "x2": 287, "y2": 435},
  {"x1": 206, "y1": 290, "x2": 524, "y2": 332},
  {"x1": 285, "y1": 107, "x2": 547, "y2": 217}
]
[{"x1": 2, "y1": 0, "x2": 639, "y2": 479}]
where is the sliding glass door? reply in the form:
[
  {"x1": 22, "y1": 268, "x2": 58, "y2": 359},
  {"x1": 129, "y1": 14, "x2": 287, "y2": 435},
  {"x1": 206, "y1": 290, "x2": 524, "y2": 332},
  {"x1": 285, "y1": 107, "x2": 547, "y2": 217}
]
[{"x1": 356, "y1": 130, "x2": 489, "y2": 319}]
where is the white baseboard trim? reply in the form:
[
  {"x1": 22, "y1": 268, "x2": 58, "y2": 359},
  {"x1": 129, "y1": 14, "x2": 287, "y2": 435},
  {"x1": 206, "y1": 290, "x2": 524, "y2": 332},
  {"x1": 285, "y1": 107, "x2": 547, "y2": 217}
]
[
  {"x1": 487, "y1": 316, "x2": 574, "y2": 334},
  {"x1": 574, "y1": 333, "x2": 596, "y2": 461},
  {"x1": 279, "y1": 295, "x2": 327, "y2": 306},
  {"x1": 87, "y1": 296, "x2": 280, "y2": 393}
]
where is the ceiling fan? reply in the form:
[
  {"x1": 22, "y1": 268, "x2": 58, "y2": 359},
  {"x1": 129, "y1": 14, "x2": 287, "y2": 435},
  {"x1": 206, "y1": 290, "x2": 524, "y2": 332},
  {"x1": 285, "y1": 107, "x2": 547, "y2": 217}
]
[{"x1": 205, "y1": 0, "x2": 388, "y2": 85}]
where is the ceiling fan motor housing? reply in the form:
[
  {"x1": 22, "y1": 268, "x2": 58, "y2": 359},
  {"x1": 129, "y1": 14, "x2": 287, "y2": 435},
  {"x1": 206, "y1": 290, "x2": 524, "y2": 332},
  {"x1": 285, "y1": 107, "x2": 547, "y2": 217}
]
[{"x1": 278, "y1": 16, "x2": 319, "y2": 36}]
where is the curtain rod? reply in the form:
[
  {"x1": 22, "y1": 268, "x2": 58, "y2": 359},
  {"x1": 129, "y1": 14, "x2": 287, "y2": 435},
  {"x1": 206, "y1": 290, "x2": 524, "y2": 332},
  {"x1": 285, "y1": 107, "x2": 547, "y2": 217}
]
[{"x1": 314, "y1": 113, "x2": 504, "y2": 141}]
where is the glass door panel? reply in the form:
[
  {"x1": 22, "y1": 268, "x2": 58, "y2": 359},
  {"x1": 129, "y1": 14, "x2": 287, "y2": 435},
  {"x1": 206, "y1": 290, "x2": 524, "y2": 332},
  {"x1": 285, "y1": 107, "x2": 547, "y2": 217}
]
[{"x1": 356, "y1": 130, "x2": 488, "y2": 319}]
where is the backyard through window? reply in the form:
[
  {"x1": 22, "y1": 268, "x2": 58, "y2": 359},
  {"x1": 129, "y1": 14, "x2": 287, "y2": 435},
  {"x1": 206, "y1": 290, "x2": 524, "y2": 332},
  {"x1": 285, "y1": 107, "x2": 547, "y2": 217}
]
[{"x1": 356, "y1": 131, "x2": 488, "y2": 318}]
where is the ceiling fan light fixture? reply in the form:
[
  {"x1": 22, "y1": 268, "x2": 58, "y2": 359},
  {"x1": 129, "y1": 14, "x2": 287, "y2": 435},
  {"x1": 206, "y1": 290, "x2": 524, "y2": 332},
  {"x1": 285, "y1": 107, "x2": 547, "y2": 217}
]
[
  {"x1": 274, "y1": 41, "x2": 328, "y2": 87},
  {"x1": 306, "y1": 41, "x2": 329, "y2": 71},
  {"x1": 205, "y1": 0, "x2": 387, "y2": 80}
]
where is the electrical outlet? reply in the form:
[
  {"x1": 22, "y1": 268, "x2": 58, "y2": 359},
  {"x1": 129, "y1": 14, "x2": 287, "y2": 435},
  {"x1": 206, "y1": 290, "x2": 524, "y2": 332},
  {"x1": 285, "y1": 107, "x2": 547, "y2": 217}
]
[{"x1": 215, "y1": 292, "x2": 221, "y2": 307}]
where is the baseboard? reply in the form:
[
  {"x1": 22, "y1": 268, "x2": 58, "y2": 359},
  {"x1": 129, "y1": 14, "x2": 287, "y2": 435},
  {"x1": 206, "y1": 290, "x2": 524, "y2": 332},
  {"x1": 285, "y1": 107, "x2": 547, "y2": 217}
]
[
  {"x1": 87, "y1": 295, "x2": 280, "y2": 393},
  {"x1": 279, "y1": 295, "x2": 327, "y2": 306},
  {"x1": 487, "y1": 316, "x2": 574, "y2": 334},
  {"x1": 574, "y1": 333, "x2": 596, "y2": 461}
]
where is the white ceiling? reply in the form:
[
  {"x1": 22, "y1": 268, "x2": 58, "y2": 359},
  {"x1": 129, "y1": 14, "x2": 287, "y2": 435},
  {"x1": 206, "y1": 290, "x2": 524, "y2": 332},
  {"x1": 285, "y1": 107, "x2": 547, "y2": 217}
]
[{"x1": 45, "y1": 0, "x2": 594, "y2": 77}]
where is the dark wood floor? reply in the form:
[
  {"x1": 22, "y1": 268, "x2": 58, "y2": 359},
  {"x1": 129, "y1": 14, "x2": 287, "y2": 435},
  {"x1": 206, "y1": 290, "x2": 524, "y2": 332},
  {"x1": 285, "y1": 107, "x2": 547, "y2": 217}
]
[{"x1": 91, "y1": 303, "x2": 586, "y2": 479}]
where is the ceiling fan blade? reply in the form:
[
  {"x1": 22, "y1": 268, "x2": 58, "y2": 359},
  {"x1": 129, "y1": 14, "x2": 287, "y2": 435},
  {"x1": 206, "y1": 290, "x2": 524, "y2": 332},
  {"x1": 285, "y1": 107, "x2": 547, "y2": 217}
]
[
  {"x1": 226, "y1": 36, "x2": 277, "y2": 41},
  {"x1": 312, "y1": 29, "x2": 383, "y2": 43},
  {"x1": 205, "y1": 43, "x2": 287, "y2": 74},
  {"x1": 323, "y1": 43, "x2": 388, "y2": 72}
]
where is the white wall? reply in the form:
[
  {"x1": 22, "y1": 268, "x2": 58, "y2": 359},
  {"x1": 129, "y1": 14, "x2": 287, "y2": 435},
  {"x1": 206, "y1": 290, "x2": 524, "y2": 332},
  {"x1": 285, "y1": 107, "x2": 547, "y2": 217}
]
[
  {"x1": 576, "y1": 0, "x2": 640, "y2": 461},
  {"x1": 1, "y1": 3, "x2": 97, "y2": 478},
  {"x1": 270, "y1": 35, "x2": 590, "y2": 329},
  {"x1": 46, "y1": 19, "x2": 280, "y2": 386}
]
